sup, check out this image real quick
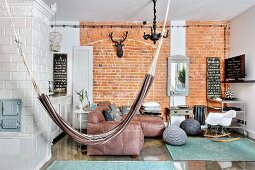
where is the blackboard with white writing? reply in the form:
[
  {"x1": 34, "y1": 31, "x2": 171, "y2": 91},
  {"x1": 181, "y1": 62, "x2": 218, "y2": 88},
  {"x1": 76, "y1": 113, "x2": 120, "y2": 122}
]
[
  {"x1": 53, "y1": 54, "x2": 67, "y2": 94},
  {"x1": 225, "y1": 54, "x2": 245, "y2": 80},
  {"x1": 207, "y1": 57, "x2": 221, "y2": 99}
]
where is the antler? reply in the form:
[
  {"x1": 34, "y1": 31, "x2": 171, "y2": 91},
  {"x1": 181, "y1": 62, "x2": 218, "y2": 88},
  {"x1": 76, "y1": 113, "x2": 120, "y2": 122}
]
[
  {"x1": 109, "y1": 32, "x2": 118, "y2": 44},
  {"x1": 120, "y1": 31, "x2": 128, "y2": 44}
]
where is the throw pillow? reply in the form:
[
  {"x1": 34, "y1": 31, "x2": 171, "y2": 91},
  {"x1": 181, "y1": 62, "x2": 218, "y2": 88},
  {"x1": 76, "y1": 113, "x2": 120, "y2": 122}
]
[
  {"x1": 121, "y1": 106, "x2": 131, "y2": 115},
  {"x1": 102, "y1": 109, "x2": 114, "y2": 121},
  {"x1": 110, "y1": 103, "x2": 122, "y2": 121}
]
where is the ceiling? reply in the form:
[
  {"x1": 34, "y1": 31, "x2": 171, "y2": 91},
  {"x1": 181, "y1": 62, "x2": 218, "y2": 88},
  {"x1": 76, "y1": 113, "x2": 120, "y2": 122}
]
[{"x1": 43, "y1": 0, "x2": 255, "y2": 21}]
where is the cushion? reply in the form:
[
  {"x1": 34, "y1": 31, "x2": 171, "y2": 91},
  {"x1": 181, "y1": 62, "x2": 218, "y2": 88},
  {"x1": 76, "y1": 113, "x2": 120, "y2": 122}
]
[
  {"x1": 121, "y1": 106, "x2": 131, "y2": 115},
  {"x1": 142, "y1": 101, "x2": 160, "y2": 107},
  {"x1": 102, "y1": 109, "x2": 114, "y2": 121},
  {"x1": 110, "y1": 103, "x2": 122, "y2": 121},
  {"x1": 163, "y1": 126, "x2": 187, "y2": 146},
  {"x1": 180, "y1": 118, "x2": 201, "y2": 135}
]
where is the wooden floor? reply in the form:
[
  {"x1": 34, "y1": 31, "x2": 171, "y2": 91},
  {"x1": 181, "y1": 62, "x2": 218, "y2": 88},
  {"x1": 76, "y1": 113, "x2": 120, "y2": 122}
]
[{"x1": 41, "y1": 135, "x2": 255, "y2": 170}]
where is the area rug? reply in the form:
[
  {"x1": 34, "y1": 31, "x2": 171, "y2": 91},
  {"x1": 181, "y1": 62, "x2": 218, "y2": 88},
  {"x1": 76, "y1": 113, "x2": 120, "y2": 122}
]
[
  {"x1": 47, "y1": 161, "x2": 175, "y2": 170},
  {"x1": 166, "y1": 137, "x2": 255, "y2": 161}
]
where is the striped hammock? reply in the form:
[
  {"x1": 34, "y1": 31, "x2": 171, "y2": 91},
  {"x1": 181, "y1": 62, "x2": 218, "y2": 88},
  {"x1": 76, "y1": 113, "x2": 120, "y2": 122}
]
[{"x1": 3, "y1": 0, "x2": 171, "y2": 145}]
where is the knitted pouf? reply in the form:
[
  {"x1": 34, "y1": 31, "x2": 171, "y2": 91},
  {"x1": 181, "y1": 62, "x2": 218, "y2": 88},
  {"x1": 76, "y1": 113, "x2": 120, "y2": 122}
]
[
  {"x1": 180, "y1": 118, "x2": 201, "y2": 135},
  {"x1": 163, "y1": 126, "x2": 187, "y2": 146}
]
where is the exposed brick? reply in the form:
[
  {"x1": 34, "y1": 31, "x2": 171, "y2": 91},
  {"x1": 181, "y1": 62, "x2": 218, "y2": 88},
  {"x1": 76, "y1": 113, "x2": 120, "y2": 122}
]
[{"x1": 80, "y1": 21, "x2": 170, "y2": 119}]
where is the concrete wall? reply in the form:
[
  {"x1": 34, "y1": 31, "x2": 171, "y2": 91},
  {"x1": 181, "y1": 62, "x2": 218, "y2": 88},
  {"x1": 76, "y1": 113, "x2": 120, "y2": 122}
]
[{"x1": 230, "y1": 5, "x2": 255, "y2": 139}]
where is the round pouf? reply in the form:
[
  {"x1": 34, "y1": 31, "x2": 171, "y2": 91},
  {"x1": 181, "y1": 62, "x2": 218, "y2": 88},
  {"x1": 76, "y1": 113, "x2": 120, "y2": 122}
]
[
  {"x1": 180, "y1": 118, "x2": 201, "y2": 135},
  {"x1": 163, "y1": 126, "x2": 187, "y2": 146}
]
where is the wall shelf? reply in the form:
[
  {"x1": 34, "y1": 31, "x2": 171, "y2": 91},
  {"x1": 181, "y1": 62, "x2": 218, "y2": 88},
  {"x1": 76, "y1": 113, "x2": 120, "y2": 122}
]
[{"x1": 222, "y1": 80, "x2": 255, "y2": 83}]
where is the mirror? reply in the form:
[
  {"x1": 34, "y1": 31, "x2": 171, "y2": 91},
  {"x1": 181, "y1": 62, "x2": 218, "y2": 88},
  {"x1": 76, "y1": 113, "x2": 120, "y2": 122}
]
[{"x1": 167, "y1": 55, "x2": 189, "y2": 96}]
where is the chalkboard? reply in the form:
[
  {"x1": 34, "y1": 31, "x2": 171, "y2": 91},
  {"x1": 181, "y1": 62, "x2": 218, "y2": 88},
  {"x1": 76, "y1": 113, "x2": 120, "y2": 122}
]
[
  {"x1": 207, "y1": 57, "x2": 221, "y2": 99},
  {"x1": 53, "y1": 54, "x2": 67, "y2": 94},
  {"x1": 225, "y1": 54, "x2": 245, "y2": 80}
]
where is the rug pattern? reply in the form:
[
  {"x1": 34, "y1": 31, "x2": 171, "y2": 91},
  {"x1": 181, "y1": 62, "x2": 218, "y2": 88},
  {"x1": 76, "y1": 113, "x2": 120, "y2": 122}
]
[
  {"x1": 166, "y1": 137, "x2": 255, "y2": 161},
  {"x1": 48, "y1": 161, "x2": 175, "y2": 170}
]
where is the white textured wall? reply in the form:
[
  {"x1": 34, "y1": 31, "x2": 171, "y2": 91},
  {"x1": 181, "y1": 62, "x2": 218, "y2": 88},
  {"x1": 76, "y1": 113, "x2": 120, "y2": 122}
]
[
  {"x1": 0, "y1": 0, "x2": 54, "y2": 169},
  {"x1": 170, "y1": 21, "x2": 186, "y2": 106},
  {"x1": 230, "y1": 5, "x2": 255, "y2": 139}
]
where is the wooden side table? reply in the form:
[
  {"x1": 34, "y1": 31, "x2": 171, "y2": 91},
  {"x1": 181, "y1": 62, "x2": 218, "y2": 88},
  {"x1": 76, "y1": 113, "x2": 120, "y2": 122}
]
[{"x1": 166, "y1": 107, "x2": 193, "y2": 127}]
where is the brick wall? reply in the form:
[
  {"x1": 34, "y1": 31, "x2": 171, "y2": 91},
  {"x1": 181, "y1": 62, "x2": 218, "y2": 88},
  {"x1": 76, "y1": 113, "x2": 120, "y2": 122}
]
[
  {"x1": 186, "y1": 21, "x2": 230, "y2": 106},
  {"x1": 80, "y1": 22, "x2": 170, "y2": 116},
  {"x1": 80, "y1": 21, "x2": 230, "y2": 119}
]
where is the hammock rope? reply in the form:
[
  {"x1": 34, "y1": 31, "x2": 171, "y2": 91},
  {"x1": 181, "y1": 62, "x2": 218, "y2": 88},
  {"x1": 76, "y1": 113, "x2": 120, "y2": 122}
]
[{"x1": 4, "y1": 0, "x2": 171, "y2": 145}]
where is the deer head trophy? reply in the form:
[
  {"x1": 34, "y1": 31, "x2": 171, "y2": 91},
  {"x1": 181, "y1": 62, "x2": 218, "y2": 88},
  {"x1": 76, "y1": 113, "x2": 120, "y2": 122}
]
[{"x1": 109, "y1": 31, "x2": 128, "y2": 58}]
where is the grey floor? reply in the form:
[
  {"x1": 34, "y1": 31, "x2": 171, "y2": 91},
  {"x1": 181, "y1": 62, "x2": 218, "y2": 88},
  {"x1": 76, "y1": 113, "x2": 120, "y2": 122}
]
[{"x1": 41, "y1": 135, "x2": 255, "y2": 170}]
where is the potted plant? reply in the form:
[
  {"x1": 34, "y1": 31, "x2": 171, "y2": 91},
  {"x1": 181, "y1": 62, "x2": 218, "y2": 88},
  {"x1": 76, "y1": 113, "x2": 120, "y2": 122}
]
[{"x1": 75, "y1": 89, "x2": 90, "y2": 110}]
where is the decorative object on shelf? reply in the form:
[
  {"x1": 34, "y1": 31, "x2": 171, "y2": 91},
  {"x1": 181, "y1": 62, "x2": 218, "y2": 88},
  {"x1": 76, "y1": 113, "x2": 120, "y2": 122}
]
[
  {"x1": 225, "y1": 87, "x2": 234, "y2": 99},
  {"x1": 53, "y1": 54, "x2": 67, "y2": 94},
  {"x1": 49, "y1": 13, "x2": 62, "y2": 52},
  {"x1": 109, "y1": 31, "x2": 128, "y2": 58},
  {"x1": 180, "y1": 118, "x2": 201, "y2": 135},
  {"x1": 143, "y1": 0, "x2": 169, "y2": 44},
  {"x1": 163, "y1": 126, "x2": 187, "y2": 146},
  {"x1": 75, "y1": 88, "x2": 90, "y2": 110},
  {"x1": 206, "y1": 57, "x2": 221, "y2": 99}
]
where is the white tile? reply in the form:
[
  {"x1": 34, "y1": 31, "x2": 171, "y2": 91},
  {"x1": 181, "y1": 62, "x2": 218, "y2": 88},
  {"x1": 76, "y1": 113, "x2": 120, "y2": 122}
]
[
  {"x1": 0, "y1": 19, "x2": 10, "y2": 27},
  {"x1": 5, "y1": 81, "x2": 19, "y2": 89},
  {"x1": 11, "y1": 54, "x2": 21, "y2": 62},
  {"x1": 4, "y1": 45, "x2": 19, "y2": 54},
  {"x1": 5, "y1": 63, "x2": 19, "y2": 71},
  {"x1": 25, "y1": 89, "x2": 36, "y2": 98},
  {"x1": 22, "y1": 98, "x2": 34, "y2": 107},
  {"x1": 5, "y1": 27, "x2": 19, "y2": 36},
  {"x1": 0, "y1": 72, "x2": 11, "y2": 80},
  {"x1": 13, "y1": 19, "x2": 26, "y2": 28},
  {"x1": 22, "y1": 45, "x2": 33, "y2": 54},
  {"x1": 0, "y1": 46, "x2": 4, "y2": 53},
  {"x1": 22, "y1": 115, "x2": 34, "y2": 125},
  {"x1": 4, "y1": 139, "x2": 20, "y2": 155},
  {"x1": 0, "y1": 54, "x2": 12, "y2": 62},
  {"x1": 0, "y1": 36, "x2": 12, "y2": 45},
  {"x1": 20, "y1": 28, "x2": 32, "y2": 36},
  {"x1": 22, "y1": 106, "x2": 34, "y2": 116},
  {"x1": 0, "y1": 81, "x2": 4, "y2": 89},
  {"x1": 0, "y1": 28, "x2": 4, "y2": 36},
  {"x1": 19, "y1": 81, "x2": 32, "y2": 88},
  {"x1": 12, "y1": 89, "x2": 26, "y2": 98},
  {"x1": 23, "y1": 125, "x2": 33, "y2": 134},
  {"x1": 12, "y1": 72, "x2": 27, "y2": 80},
  {"x1": 0, "y1": 90, "x2": 12, "y2": 98},
  {"x1": 26, "y1": 19, "x2": 33, "y2": 28},
  {"x1": 0, "y1": 63, "x2": 6, "y2": 71}
]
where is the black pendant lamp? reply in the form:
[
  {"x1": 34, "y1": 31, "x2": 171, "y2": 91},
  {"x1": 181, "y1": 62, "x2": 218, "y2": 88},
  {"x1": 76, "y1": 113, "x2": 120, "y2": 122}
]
[{"x1": 143, "y1": 0, "x2": 169, "y2": 44}]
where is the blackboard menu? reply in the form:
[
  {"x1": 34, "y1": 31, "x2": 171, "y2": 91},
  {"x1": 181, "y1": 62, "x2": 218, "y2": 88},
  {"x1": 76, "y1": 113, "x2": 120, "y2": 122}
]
[
  {"x1": 225, "y1": 54, "x2": 245, "y2": 80},
  {"x1": 53, "y1": 54, "x2": 67, "y2": 94},
  {"x1": 207, "y1": 57, "x2": 221, "y2": 99}
]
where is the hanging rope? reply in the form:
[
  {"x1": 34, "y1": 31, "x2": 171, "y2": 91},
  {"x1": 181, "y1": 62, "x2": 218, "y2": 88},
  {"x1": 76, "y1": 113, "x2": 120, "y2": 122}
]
[{"x1": 4, "y1": 0, "x2": 171, "y2": 145}]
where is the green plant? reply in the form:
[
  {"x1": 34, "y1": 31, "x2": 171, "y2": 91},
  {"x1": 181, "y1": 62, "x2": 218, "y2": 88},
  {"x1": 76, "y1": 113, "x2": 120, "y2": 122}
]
[
  {"x1": 178, "y1": 67, "x2": 186, "y2": 86},
  {"x1": 75, "y1": 88, "x2": 85, "y2": 103}
]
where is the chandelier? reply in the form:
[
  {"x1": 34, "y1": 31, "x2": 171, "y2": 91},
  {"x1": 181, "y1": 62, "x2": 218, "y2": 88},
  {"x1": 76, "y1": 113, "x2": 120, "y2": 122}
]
[{"x1": 143, "y1": 0, "x2": 169, "y2": 44}]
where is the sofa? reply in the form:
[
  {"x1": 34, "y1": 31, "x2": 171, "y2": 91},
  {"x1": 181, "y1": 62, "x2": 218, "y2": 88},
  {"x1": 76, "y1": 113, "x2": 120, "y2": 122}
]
[{"x1": 87, "y1": 101, "x2": 165, "y2": 156}]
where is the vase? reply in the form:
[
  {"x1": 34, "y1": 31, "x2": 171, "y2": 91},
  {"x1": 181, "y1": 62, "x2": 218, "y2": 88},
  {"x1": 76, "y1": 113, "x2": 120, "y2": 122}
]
[{"x1": 78, "y1": 101, "x2": 83, "y2": 109}]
